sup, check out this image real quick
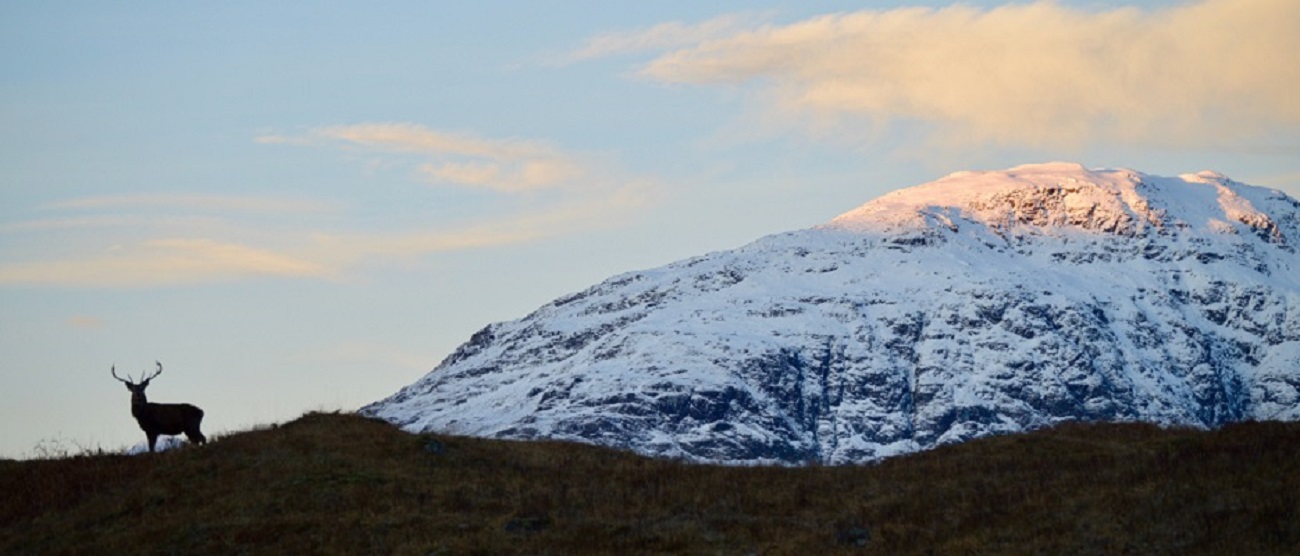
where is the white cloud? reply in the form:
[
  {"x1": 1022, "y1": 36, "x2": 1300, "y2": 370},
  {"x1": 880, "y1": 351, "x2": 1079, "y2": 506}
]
[{"x1": 598, "y1": 0, "x2": 1300, "y2": 150}]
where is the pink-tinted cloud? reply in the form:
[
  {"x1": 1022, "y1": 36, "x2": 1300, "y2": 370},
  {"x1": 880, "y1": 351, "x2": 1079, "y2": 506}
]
[{"x1": 602, "y1": 0, "x2": 1300, "y2": 149}]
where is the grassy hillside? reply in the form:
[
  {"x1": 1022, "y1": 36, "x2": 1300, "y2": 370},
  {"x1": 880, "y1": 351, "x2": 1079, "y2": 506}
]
[{"x1": 2, "y1": 413, "x2": 1297, "y2": 555}]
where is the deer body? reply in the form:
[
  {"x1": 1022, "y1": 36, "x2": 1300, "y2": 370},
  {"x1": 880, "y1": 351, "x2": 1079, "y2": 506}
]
[{"x1": 113, "y1": 362, "x2": 206, "y2": 452}]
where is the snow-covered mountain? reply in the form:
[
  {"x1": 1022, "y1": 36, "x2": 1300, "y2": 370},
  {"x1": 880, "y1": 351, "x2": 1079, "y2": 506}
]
[{"x1": 363, "y1": 163, "x2": 1300, "y2": 465}]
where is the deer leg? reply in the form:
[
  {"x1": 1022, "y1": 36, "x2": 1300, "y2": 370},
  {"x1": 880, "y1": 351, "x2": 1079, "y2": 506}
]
[
  {"x1": 187, "y1": 412, "x2": 206, "y2": 445},
  {"x1": 147, "y1": 433, "x2": 159, "y2": 453}
]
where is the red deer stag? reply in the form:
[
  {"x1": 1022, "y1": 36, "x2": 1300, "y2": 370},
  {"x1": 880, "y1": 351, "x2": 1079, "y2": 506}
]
[{"x1": 111, "y1": 361, "x2": 206, "y2": 452}]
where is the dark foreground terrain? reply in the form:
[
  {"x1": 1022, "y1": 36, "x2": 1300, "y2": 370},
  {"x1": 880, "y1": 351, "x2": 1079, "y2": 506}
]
[{"x1": 2, "y1": 413, "x2": 1297, "y2": 555}]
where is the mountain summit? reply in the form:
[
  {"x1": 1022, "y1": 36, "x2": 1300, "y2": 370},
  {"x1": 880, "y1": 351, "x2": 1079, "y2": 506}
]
[{"x1": 363, "y1": 163, "x2": 1300, "y2": 464}]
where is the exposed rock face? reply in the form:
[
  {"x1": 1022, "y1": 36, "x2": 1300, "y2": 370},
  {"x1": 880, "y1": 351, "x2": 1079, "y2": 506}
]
[{"x1": 363, "y1": 163, "x2": 1300, "y2": 464}]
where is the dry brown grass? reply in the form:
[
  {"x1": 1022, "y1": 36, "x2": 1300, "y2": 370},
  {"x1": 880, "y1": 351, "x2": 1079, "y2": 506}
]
[{"x1": 2, "y1": 413, "x2": 1297, "y2": 555}]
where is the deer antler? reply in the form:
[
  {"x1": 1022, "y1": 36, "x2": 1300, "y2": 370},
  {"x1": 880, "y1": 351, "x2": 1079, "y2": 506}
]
[
  {"x1": 142, "y1": 361, "x2": 163, "y2": 384},
  {"x1": 111, "y1": 364, "x2": 132, "y2": 384}
]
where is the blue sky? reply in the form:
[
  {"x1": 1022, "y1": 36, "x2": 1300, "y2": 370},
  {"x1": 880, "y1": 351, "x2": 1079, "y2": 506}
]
[{"x1": 2, "y1": 0, "x2": 1297, "y2": 458}]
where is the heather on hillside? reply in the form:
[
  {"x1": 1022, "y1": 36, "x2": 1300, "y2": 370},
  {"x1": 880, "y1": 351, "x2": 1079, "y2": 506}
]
[{"x1": 3, "y1": 413, "x2": 1297, "y2": 554}]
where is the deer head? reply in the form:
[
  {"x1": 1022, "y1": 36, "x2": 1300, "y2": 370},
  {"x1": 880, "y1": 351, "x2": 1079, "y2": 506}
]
[{"x1": 111, "y1": 361, "x2": 163, "y2": 407}]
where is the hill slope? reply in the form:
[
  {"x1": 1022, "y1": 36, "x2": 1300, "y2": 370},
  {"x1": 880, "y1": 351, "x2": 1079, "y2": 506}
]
[
  {"x1": 364, "y1": 163, "x2": 1300, "y2": 464},
  {"x1": 2, "y1": 413, "x2": 1298, "y2": 555}
]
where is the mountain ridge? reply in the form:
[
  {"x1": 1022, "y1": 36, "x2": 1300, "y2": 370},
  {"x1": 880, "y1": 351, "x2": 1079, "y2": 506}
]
[{"x1": 364, "y1": 163, "x2": 1300, "y2": 464}]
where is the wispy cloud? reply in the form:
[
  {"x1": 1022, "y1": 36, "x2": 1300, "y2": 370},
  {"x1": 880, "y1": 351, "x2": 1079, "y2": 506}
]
[
  {"x1": 0, "y1": 239, "x2": 329, "y2": 288},
  {"x1": 0, "y1": 213, "x2": 595, "y2": 288},
  {"x1": 268, "y1": 121, "x2": 655, "y2": 222},
  {"x1": 306, "y1": 222, "x2": 546, "y2": 266},
  {"x1": 314, "y1": 123, "x2": 555, "y2": 161},
  {"x1": 1, "y1": 125, "x2": 655, "y2": 288},
  {"x1": 304, "y1": 180, "x2": 653, "y2": 265},
  {"x1": 264, "y1": 123, "x2": 592, "y2": 193},
  {"x1": 45, "y1": 193, "x2": 339, "y2": 214},
  {"x1": 558, "y1": 12, "x2": 774, "y2": 64},
  {"x1": 287, "y1": 124, "x2": 658, "y2": 266},
  {"x1": 67, "y1": 315, "x2": 104, "y2": 329},
  {"x1": 589, "y1": 0, "x2": 1300, "y2": 150}
]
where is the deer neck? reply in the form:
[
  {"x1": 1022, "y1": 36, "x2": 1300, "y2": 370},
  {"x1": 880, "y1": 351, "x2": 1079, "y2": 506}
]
[{"x1": 130, "y1": 393, "x2": 149, "y2": 415}]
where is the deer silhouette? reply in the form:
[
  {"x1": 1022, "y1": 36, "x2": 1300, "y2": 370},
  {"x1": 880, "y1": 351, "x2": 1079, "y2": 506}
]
[{"x1": 111, "y1": 361, "x2": 206, "y2": 452}]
